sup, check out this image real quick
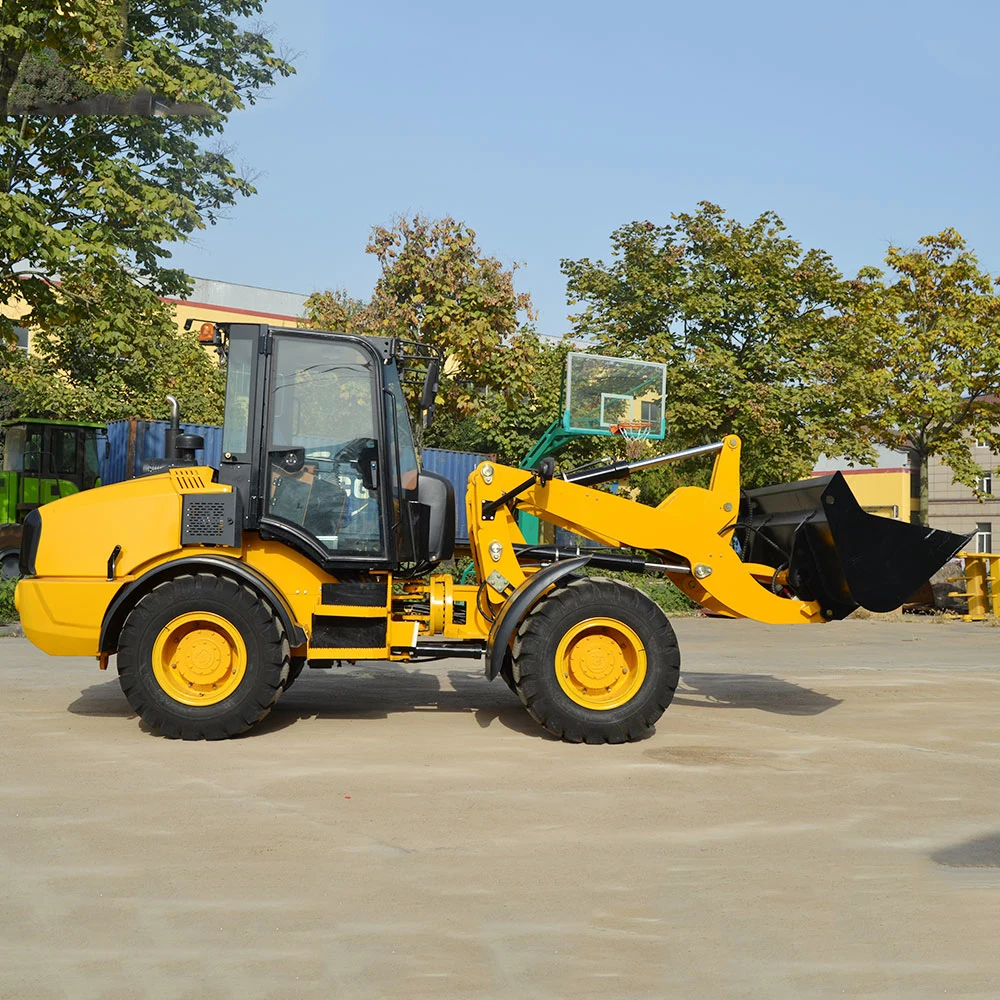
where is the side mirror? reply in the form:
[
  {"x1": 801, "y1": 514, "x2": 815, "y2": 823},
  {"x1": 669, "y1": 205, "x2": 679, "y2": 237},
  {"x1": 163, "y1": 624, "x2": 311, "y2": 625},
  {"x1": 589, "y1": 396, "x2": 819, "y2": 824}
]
[{"x1": 421, "y1": 359, "x2": 440, "y2": 430}]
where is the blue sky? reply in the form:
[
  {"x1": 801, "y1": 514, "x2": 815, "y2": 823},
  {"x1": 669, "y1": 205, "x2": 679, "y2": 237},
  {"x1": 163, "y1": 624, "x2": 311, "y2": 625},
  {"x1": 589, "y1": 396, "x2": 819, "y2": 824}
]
[{"x1": 171, "y1": 0, "x2": 1000, "y2": 335}]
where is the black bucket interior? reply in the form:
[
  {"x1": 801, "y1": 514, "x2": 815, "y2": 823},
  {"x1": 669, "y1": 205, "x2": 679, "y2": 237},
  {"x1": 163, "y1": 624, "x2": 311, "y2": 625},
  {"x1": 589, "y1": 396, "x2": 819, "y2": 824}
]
[{"x1": 738, "y1": 472, "x2": 970, "y2": 619}]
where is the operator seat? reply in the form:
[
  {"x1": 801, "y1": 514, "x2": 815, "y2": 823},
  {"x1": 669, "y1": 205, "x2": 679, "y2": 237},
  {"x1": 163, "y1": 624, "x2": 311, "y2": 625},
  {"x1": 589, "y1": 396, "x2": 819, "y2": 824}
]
[{"x1": 302, "y1": 476, "x2": 348, "y2": 539}]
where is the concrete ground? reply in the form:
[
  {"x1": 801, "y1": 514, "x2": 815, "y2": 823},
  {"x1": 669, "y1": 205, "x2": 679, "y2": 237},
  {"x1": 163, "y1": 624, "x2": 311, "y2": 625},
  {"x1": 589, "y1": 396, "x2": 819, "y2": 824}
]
[{"x1": 1, "y1": 617, "x2": 998, "y2": 1000}]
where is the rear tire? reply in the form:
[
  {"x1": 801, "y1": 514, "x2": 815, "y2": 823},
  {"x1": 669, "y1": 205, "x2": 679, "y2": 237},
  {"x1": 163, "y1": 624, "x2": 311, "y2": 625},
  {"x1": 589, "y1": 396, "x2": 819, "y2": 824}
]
[
  {"x1": 117, "y1": 574, "x2": 289, "y2": 740},
  {"x1": 1, "y1": 551, "x2": 19, "y2": 580},
  {"x1": 511, "y1": 577, "x2": 679, "y2": 744}
]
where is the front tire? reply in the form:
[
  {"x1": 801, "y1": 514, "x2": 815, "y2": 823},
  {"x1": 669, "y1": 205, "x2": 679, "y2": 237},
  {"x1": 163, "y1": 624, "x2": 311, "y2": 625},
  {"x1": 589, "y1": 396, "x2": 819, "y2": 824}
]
[
  {"x1": 283, "y1": 656, "x2": 306, "y2": 691},
  {"x1": 511, "y1": 577, "x2": 680, "y2": 744},
  {"x1": 117, "y1": 574, "x2": 290, "y2": 740}
]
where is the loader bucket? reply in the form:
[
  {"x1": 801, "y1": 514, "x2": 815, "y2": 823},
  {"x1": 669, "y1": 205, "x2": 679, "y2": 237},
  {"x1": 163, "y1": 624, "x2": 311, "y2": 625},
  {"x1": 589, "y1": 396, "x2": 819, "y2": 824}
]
[{"x1": 739, "y1": 472, "x2": 970, "y2": 619}]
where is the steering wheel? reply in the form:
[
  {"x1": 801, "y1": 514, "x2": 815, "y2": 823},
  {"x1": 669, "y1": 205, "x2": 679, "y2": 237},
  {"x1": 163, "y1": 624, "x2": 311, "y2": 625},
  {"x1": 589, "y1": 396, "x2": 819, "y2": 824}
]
[{"x1": 305, "y1": 437, "x2": 374, "y2": 469}]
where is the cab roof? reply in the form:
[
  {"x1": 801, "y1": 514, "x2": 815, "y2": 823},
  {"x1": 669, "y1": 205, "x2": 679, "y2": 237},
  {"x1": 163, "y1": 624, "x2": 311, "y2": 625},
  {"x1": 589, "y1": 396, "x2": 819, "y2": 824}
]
[{"x1": 1, "y1": 418, "x2": 105, "y2": 430}]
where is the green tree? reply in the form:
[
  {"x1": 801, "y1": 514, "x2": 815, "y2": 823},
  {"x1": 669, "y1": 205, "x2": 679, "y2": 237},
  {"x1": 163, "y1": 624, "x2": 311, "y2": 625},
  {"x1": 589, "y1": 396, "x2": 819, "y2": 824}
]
[
  {"x1": 367, "y1": 215, "x2": 536, "y2": 417},
  {"x1": 843, "y1": 229, "x2": 1000, "y2": 524},
  {"x1": 300, "y1": 288, "x2": 370, "y2": 335},
  {"x1": 0, "y1": 1, "x2": 294, "y2": 346},
  {"x1": 304, "y1": 216, "x2": 544, "y2": 455},
  {"x1": 424, "y1": 332, "x2": 577, "y2": 466},
  {"x1": 561, "y1": 202, "x2": 868, "y2": 490},
  {"x1": 1, "y1": 274, "x2": 225, "y2": 423}
]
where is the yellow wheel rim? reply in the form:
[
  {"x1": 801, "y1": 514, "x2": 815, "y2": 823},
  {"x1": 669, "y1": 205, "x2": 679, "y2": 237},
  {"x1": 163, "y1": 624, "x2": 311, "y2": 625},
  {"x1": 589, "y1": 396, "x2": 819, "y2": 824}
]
[
  {"x1": 555, "y1": 617, "x2": 647, "y2": 711},
  {"x1": 151, "y1": 612, "x2": 248, "y2": 707}
]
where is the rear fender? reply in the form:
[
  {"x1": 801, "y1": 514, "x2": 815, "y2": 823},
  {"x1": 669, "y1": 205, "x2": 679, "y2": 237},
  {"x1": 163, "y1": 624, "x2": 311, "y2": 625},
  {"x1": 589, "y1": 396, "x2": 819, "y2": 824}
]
[
  {"x1": 99, "y1": 555, "x2": 307, "y2": 654},
  {"x1": 484, "y1": 555, "x2": 591, "y2": 680}
]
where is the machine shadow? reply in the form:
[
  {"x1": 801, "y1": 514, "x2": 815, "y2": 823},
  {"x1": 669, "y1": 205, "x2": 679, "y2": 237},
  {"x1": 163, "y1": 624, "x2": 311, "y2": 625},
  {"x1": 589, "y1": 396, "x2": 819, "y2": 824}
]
[
  {"x1": 255, "y1": 665, "x2": 554, "y2": 739},
  {"x1": 66, "y1": 664, "x2": 555, "y2": 740},
  {"x1": 68, "y1": 678, "x2": 135, "y2": 717},
  {"x1": 931, "y1": 832, "x2": 1000, "y2": 869},
  {"x1": 673, "y1": 672, "x2": 842, "y2": 716},
  {"x1": 66, "y1": 667, "x2": 838, "y2": 735}
]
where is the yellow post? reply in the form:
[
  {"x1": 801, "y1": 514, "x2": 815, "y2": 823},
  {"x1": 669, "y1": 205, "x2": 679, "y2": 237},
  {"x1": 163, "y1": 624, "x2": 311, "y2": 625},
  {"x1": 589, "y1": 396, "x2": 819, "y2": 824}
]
[
  {"x1": 949, "y1": 552, "x2": 990, "y2": 621},
  {"x1": 987, "y1": 555, "x2": 1000, "y2": 618}
]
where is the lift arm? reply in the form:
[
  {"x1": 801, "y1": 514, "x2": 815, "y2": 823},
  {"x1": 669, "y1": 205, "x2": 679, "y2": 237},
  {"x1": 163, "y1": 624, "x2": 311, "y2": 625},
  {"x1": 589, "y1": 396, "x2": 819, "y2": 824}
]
[
  {"x1": 466, "y1": 435, "x2": 969, "y2": 627},
  {"x1": 466, "y1": 436, "x2": 823, "y2": 626}
]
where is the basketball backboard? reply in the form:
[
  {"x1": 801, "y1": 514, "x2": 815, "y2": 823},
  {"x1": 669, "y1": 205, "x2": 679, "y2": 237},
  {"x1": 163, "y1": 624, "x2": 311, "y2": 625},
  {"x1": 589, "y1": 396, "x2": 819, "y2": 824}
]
[{"x1": 563, "y1": 352, "x2": 667, "y2": 439}]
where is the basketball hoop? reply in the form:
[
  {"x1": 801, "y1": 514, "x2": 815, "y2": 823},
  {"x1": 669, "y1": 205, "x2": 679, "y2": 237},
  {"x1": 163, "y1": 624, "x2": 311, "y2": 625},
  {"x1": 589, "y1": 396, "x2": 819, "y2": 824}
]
[{"x1": 610, "y1": 420, "x2": 654, "y2": 460}]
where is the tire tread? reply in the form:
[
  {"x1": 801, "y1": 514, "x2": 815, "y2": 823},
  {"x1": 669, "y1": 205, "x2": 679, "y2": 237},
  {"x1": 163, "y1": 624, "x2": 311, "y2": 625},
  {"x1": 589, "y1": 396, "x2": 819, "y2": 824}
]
[
  {"x1": 117, "y1": 573, "x2": 289, "y2": 740},
  {"x1": 511, "y1": 577, "x2": 680, "y2": 744}
]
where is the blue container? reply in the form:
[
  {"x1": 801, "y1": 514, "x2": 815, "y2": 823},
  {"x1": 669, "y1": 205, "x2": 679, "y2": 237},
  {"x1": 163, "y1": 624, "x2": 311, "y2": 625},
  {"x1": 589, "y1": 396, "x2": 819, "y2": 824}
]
[
  {"x1": 421, "y1": 447, "x2": 491, "y2": 546},
  {"x1": 101, "y1": 419, "x2": 224, "y2": 485}
]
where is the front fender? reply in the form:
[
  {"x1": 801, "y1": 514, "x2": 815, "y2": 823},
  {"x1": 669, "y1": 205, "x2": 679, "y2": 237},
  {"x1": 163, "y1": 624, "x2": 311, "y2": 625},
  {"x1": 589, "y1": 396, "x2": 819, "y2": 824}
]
[{"x1": 484, "y1": 556, "x2": 591, "y2": 680}]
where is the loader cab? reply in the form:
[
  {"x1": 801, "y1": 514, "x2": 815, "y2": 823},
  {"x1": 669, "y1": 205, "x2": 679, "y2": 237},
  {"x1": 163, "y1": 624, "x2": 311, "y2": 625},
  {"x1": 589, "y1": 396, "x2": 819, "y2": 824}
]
[
  {"x1": 217, "y1": 324, "x2": 454, "y2": 575},
  {"x1": 1, "y1": 419, "x2": 102, "y2": 523}
]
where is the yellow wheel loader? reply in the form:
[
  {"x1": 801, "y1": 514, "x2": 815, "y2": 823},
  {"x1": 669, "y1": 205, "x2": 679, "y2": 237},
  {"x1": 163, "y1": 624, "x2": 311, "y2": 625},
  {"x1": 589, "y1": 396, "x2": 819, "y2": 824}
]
[{"x1": 13, "y1": 325, "x2": 969, "y2": 742}]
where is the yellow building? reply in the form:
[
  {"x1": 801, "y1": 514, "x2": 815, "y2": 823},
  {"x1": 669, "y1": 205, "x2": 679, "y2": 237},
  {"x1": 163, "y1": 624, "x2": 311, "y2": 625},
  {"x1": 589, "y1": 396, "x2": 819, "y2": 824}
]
[
  {"x1": 4, "y1": 276, "x2": 310, "y2": 353},
  {"x1": 161, "y1": 277, "x2": 308, "y2": 332},
  {"x1": 812, "y1": 447, "x2": 919, "y2": 521}
]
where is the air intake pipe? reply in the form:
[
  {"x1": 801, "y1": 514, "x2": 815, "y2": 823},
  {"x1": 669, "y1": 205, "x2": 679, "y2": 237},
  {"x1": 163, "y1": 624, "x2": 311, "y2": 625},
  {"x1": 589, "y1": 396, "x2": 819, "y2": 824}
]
[{"x1": 140, "y1": 396, "x2": 205, "y2": 476}]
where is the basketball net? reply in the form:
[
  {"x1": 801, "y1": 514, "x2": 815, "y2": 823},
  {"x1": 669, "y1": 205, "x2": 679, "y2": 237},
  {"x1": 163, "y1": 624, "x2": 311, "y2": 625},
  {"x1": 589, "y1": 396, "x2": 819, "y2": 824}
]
[{"x1": 610, "y1": 421, "x2": 653, "y2": 461}]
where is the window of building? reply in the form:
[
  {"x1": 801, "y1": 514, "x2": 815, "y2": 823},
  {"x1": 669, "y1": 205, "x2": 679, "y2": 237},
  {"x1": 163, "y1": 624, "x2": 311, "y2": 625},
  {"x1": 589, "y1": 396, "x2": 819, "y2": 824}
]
[
  {"x1": 14, "y1": 326, "x2": 29, "y2": 351},
  {"x1": 640, "y1": 399, "x2": 663, "y2": 428},
  {"x1": 976, "y1": 522, "x2": 992, "y2": 554},
  {"x1": 976, "y1": 472, "x2": 993, "y2": 495}
]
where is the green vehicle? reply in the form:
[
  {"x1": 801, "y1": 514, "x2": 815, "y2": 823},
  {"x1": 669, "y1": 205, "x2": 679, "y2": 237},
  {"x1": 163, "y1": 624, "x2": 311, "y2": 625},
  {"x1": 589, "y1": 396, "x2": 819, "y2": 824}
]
[{"x1": 0, "y1": 419, "x2": 104, "y2": 579}]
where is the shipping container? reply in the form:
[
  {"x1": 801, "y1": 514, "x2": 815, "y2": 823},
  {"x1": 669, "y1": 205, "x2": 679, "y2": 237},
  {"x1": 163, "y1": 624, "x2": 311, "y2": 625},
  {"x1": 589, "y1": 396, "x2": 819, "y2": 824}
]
[{"x1": 100, "y1": 419, "x2": 224, "y2": 485}]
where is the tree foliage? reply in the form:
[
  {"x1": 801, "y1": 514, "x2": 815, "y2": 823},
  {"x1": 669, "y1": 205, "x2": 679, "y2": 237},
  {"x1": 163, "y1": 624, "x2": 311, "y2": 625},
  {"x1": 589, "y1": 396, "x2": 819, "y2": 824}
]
[
  {"x1": 299, "y1": 288, "x2": 369, "y2": 336},
  {"x1": 843, "y1": 230, "x2": 1000, "y2": 522},
  {"x1": 1, "y1": 274, "x2": 225, "y2": 423},
  {"x1": 561, "y1": 203, "x2": 867, "y2": 489},
  {"x1": 304, "y1": 216, "x2": 548, "y2": 461},
  {"x1": 423, "y1": 332, "x2": 580, "y2": 466},
  {"x1": 0, "y1": 0, "x2": 294, "y2": 346}
]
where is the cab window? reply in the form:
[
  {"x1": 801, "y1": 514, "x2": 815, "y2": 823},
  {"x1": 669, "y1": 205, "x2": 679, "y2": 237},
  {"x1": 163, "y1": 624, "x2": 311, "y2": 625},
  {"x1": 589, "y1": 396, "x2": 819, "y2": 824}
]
[
  {"x1": 3, "y1": 426, "x2": 26, "y2": 473},
  {"x1": 83, "y1": 434, "x2": 100, "y2": 485},
  {"x1": 23, "y1": 428, "x2": 43, "y2": 474},
  {"x1": 264, "y1": 337, "x2": 383, "y2": 557},
  {"x1": 382, "y1": 362, "x2": 419, "y2": 494},
  {"x1": 222, "y1": 334, "x2": 254, "y2": 457},
  {"x1": 51, "y1": 429, "x2": 79, "y2": 477}
]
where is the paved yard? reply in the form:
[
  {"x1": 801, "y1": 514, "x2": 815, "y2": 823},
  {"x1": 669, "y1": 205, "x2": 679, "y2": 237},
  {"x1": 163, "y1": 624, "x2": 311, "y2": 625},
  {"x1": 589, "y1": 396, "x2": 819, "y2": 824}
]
[{"x1": 1, "y1": 617, "x2": 998, "y2": 999}]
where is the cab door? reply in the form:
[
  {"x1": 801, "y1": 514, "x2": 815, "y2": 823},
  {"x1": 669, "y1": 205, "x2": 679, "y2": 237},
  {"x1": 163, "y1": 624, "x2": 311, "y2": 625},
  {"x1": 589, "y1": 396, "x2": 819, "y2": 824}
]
[{"x1": 257, "y1": 331, "x2": 392, "y2": 570}]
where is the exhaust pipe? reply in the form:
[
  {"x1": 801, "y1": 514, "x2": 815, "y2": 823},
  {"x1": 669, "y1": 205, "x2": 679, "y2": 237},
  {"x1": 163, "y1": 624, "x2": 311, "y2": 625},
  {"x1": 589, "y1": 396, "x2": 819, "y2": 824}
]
[
  {"x1": 165, "y1": 394, "x2": 180, "y2": 461},
  {"x1": 739, "y1": 472, "x2": 971, "y2": 619}
]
